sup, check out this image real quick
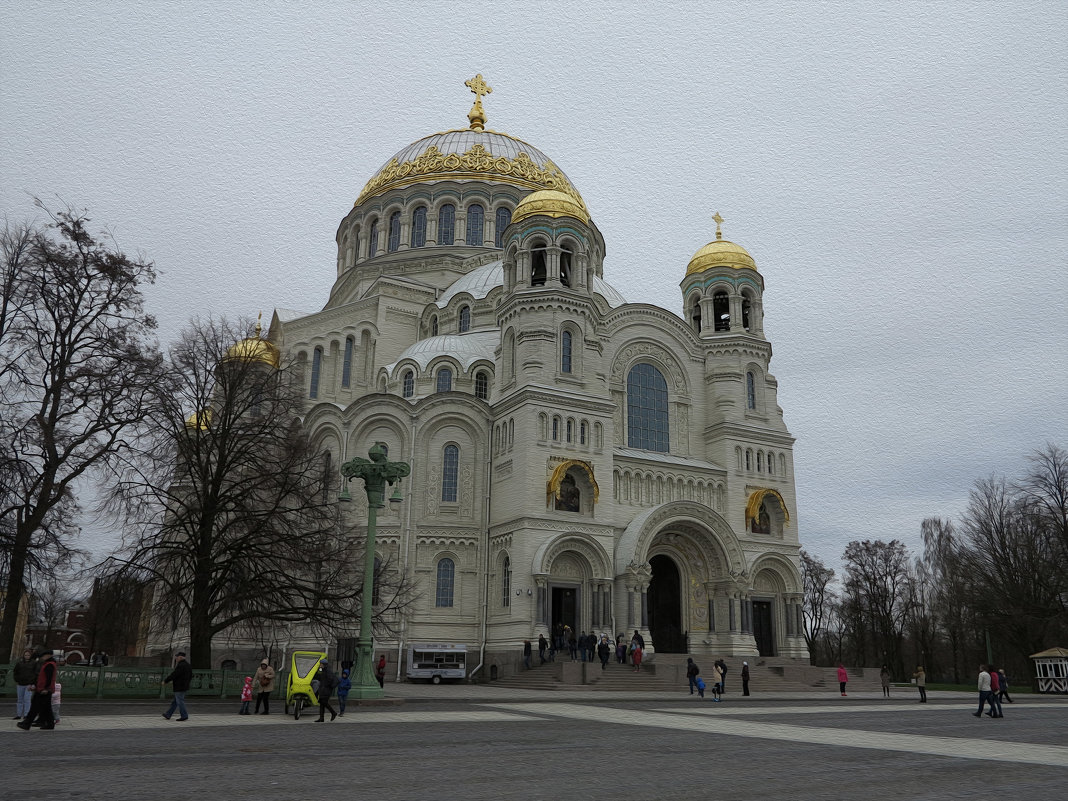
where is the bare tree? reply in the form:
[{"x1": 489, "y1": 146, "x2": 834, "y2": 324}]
[
  {"x1": 108, "y1": 317, "x2": 414, "y2": 666},
  {"x1": 0, "y1": 205, "x2": 161, "y2": 662},
  {"x1": 800, "y1": 549, "x2": 836, "y2": 665},
  {"x1": 842, "y1": 539, "x2": 911, "y2": 675}
]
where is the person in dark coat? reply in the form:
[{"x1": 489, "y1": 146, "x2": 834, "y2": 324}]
[
  {"x1": 16, "y1": 650, "x2": 57, "y2": 730},
  {"x1": 161, "y1": 651, "x2": 192, "y2": 721},
  {"x1": 315, "y1": 658, "x2": 338, "y2": 722},
  {"x1": 13, "y1": 648, "x2": 37, "y2": 720},
  {"x1": 538, "y1": 634, "x2": 548, "y2": 664},
  {"x1": 597, "y1": 636, "x2": 611, "y2": 670},
  {"x1": 715, "y1": 659, "x2": 728, "y2": 693},
  {"x1": 686, "y1": 658, "x2": 702, "y2": 696},
  {"x1": 741, "y1": 661, "x2": 751, "y2": 696},
  {"x1": 523, "y1": 639, "x2": 532, "y2": 670}
]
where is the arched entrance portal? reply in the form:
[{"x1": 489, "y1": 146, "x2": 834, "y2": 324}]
[{"x1": 648, "y1": 554, "x2": 686, "y2": 653}]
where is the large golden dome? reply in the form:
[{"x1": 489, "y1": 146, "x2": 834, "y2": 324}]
[
  {"x1": 511, "y1": 189, "x2": 590, "y2": 225},
  {"x1": 224, "y1": 319, "x2": 280, "y2": 369},
  {"x1": 685, "y1": 237, "x2": 757, "y2": 275},
  {"x1": 354, "y1": 76, "x2": 586, "y2": 213}
]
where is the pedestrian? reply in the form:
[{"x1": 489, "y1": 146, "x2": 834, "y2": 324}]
[
  {"x1": 375, "y1": 654, "x2": 386, "y2": 689},
  {"x1": 538, "y1": 634, "x2": 548, "y2": 664},
  {"x1": 686, "y1": 658, "x2": 701, "y2": 695},
  {"x1": 315, "y1": 658, "x2": 338, "y2": 722},
  {"x1": 18, "y1": 649, "x2": 58, "y2": 730},
  {"x1": 712, "y1": 660, "x2": 724, "y2": 700},
  {"x1": 715, "y1": 658, "x2": 729, "y2": 693},
  {"x1": 973, "y1": 664, "x2": 993, "y2": 718},
  {"x1": 13, "y1": 648, "x2": 36, "y2": 721},
  {"x1": 616, "y1": 636, "x2": 626, "y2": 665},
  {"x1": 523, "y1": 639, "x2": 532, "y2": 670},
  {"x1": 254, "y1": 659, "x2": 276, "y2": 714},
  {"x1": 913, "y1": 665, "x2": 927, "y2": 703},
  {"x1": 337, "y1": 669, "x2": 351, "y2": 716},
  {"x1": 568, "y1": 632, "x2": 578, "y2": 661},
  {"x1": 630, "y1": 630, "x2": 645, "y2": 672},
  {"x1": 579, "y1": 632, "x2": 589, "y2": 663},
  {"x1": 100, "y1": 652, "x2": 109, "y2": 666},
  {"x1": 741, "y1": 661, "x2": 751, "y2": 696},
  {"x1": 161, "y1": 651, "x2": 192, "y2": 721},
  {"x1": 880, "y1": 665, "x2": 891, "y2": 698},
  {"x1": 997, "y1": 669, "x2": 1013, "y2": 703},
  {"x1": 837, "y1": 663, "x2": 849, "y2": 696},
  {"x1": 597, "y1": 636, "x2": 611, "y2": 670},
  {"x1": 987, "y1": 667, "x2": 1004, "y2": 718},
  {"x1": 51, "y1": 682, "x2": 61, "y2": 725},
  {"x1": 239, "y1": 676, "x2": 254, "y2": 714}
]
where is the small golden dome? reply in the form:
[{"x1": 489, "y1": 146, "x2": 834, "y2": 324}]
[
  {"x1": 511, "y1": 189, "x2": 590, "y2": 226},
  {"x1": 224, "y1": 318, "x2": 281, "y2": 368},
  {"x1": 184, "y1": 409, "x2": 212, "y2": 430},
  {"x1": 685, "y1": 237, "x2": 757, "y2": 275}
]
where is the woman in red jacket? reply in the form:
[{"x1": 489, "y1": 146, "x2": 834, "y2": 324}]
[{"x1": 16, "y1": 650, "x2": 57, "y2": 730}]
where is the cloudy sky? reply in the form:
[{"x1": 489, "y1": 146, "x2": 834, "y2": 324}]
[{"x1": 3, "y1": 2, "x2": 1066, "y2": 570}]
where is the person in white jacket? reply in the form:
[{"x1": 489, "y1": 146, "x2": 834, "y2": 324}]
[{"x1": 972, "y1": 665, "x2": 993, "y2": 718}]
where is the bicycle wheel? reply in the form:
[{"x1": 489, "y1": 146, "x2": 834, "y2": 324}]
[{"x1": 294, "y1": 696, "x2": 304, "y2": 720}]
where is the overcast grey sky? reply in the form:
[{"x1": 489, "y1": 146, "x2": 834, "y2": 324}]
[{"x1": 3, "y1": 2, "x2": 1066, "y2": 569}]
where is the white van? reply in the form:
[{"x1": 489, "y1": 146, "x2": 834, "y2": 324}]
[{"x1": 406, "y1": 643, "x2": 467, "y2": 683}]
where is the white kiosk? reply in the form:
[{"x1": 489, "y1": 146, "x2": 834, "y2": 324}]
[
  {"x1": 1030, "y1": 646, "x2": 1068, "y2": 693},
  {"x1": 407, "y1": 643, "x2": 467, "y2": 684}
]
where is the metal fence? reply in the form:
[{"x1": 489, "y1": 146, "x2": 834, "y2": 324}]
[{"x1": 0, "y1": 663, "x2": 286, "y2": 700}]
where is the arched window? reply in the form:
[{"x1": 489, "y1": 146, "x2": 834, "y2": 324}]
[
  {"x1": 531, "y1": 247, "x2": 547, "y2": 286},
  {"x1": 430, "y1": 315, "x2": 438, "y2": 337},
  {"x1": 560, "y1": 248, "x2": 573, "y2": 287},
  {"x1": 388, "y1": 212, "x2": 401, "y2": 252},
  {"x1": 552, "y1": 416, "x2": 560, "y2": 441},
  {"x1": 757, "y1": 451, "x2": 764, "y2": 472},
  {"x1": 713, "y1": 291, "x2": 730, "y2": 331},
  {"x1": 411, "y1": 206, "x2": 427, "y2": 248},
  {"x1": 467, "y1": 204, "x2": 484, "y2": 245},
  {"x1": 561, "y1": 330, "x2": 572, "y2": 373},
  {"x1": 767, "y1": 451, "x2": 775, "y2": 475},
  {"x1": 436, "y1": 368, "x2": 453, "y2": 393},
  {"x1": 746, "y1": 449, "x2": 753, "y2": 471},
  {"x1": 746, "y1": 371, "x2": 756, "y2": 410},
  {"x1": 742, "y1": 294, "x2": 752, "y2": 331},
  {"x1": 438, "y1": 204, "x2": 455, "y2": 245},
  {"x1": 504, "y1": 329, "x2": 516, "y2": 378},
  {"x1": 435, "y1": 558, "x2": 455, "y2": 607},
  {"x1": 458, "y1": 305, "x2": 471, "y2": 333},
  {"x1": 580, "y1": 421, "x2": 587, "y2": 445},
  {"x1": 627, "y1": 363, "x2": 669, "y2": 452},
  {"x1": 474, "y1": 371, "x2": 489, "y2": 400},
  {"x1": 341, "y1": 337, "x2": 354, "y2": 388},
  {"x1": 368, "y1": 220, "x2": 379, "y2": 257},
  {"x1": 495, "y1": 207, "x2": 511, "y2": 248},
  {"x1": 691, "y1": 296, "x2": 702, "y2": 332},
  {"x1": 441, "y1": 444, "x2": 459, "y2": 502},
  {"x1": 310, "y1": 347, "x2": 323, "y2": 399},
  {"x1": 402, "y1": 369, "x2": 415, "y2": 398},
  {"x1": 501, "y1": 555, "x2": 511, "y2": 607},
  {"x1": 566, "y1": 419, "x2": 574, "y2": 442},
  {"x1": 221, "y1": 659, "x2": 237, "y2": 672}
]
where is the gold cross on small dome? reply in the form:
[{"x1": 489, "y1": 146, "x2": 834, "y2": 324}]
[
  {"x1": 465, "y1": 74, "x2": 493, "y2": 131},
  {"x1": 712, "y1": 211, "x2": 725, "y2": 240}
]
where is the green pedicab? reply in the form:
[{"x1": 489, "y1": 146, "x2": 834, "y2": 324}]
[{"x1": 284, "y1": 650, "x2": 327, "y2": 720}]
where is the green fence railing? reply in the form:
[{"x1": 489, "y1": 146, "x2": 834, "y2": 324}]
[{"x1": 0, "y1": 664, "x2": 287, "y2": 700}]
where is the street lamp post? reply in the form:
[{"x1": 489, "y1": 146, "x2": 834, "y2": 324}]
[{"x1": 341, "y1": 442, "x2": 411, "y2": 699}]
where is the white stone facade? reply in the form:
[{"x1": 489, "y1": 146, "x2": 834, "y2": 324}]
[{"x1": 267, "y1": 120, "x2": 809, "y2": 675}]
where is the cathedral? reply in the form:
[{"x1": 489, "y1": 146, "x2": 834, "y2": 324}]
[{"x1": 243, "y1": 77, "x2": 808, "y2": 674}]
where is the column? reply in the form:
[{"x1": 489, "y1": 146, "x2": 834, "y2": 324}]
[{"x1": 728, "y1": 596, "x2": 737, "y2": 632}]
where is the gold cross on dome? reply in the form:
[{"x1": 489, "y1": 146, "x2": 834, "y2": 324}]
[
  {"x1": 712, "y1": 211, "x2": 725, "y2": 240},
  {"x1": 465, "y1": 74, "x2": 493, "y2": 103}
]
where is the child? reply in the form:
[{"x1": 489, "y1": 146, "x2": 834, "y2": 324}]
[
  {"x1": 240, "y1": 676, "x2": 253, "y2": 714},
  {"x1": 51, "y1": 682, "x2": 62, "y2": 724},
  {"x1": 337, "y1": 669, "x2": 351, "y2": 716}
]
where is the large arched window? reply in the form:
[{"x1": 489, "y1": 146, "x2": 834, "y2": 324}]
[
  {"x1": 561, "y1": 330, "x2": 572, "y2": 373},
  {"x1": 341, "y1": 337, "x2": 354, "y2": 388},
  {"x1": 467, "y1": 204, "x2": 484, "y2": 245},
  {"x1": 436, "y1": 368, "x2": 453, "y2": 393},
  {"x1": 627, "y1": 363, "x2": 669, "y2": 452},
  {"x1": 387, "y1": 211, "x2": 401, "y2": 252},
  {"x1": 438, "y1": 204, "x2": 455, "y2": 245},
  {"x1": 495, "y1": 207, "x2": 511, "y2": 248},
  {"x1": 441, "y1": 444, "x2": 459, "y2": 502},
  {"x1": 435, "y1": 558, "x2": 455, "y2": 607},
  {"x1": 746, "y1": 371, "x2": 756, "y2": 410},
  {"x1": 310, "y1": 347, "x2": 323, "y2": 399},
  {"x1": 458, "y1": 305, "x2": 471, "y2": 333},
  {"x1": 410, "y1": 206, "x2": 427, "y2": 248},
  {"x1": 713, "y1": 291, "x2": 730, "y2": 331},
  {"x1": 501, "y1": 555, "x2": 511, "y2": 607},
  {"x1": 402, "y1": 369, "x2": 415, "y2": 398},
  {"x1": 368, "y1": 220, "x2": 379, "y2": 257},
  {"x1": 474, "y1": 371, "x2": 489, "y2": 400}
]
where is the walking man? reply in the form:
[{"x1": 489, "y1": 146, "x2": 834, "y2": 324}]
[
  {"x1": 741, "y1": 661, "x2": 751, "y2": 696},
  {"x1": 16, "y1": 650, "x2": 57, "y2": 730},
  {"x1": 597, "y1": 636, "x2": 611, "y2": 670},
  {"x1": 837, "y1": 663, "x2": 849, "y2": 696},
  {"x1": 686, "y1": 658, "x2": 701, "y2": 695},
  {"x1": 973, "y1": 664, "x2": 993, "y2": 718},
  {"x1": 161, "y1": 651, "x2": 192, "y2": 721}
]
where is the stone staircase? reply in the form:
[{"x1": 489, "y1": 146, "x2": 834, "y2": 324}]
[{"x1": 490, "y1": 654, "x2": 885, "y2": 693}]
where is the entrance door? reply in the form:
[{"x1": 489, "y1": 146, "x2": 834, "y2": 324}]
[
  {"x1": 551, "y1": 586, "x2": 578, "y2": 633},
  {"x1": 648, "y1": 554, "x2": 686, "y2": 653},
  {"x1": 753, "y1": 600, "x2": 774, "y2": 656}
]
